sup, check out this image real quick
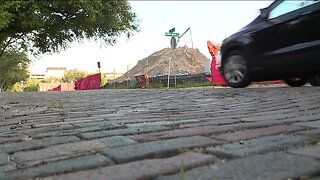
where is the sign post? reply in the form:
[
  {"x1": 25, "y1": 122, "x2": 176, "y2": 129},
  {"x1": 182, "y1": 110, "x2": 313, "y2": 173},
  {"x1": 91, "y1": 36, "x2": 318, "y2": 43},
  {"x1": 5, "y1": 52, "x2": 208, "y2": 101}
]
[{"x1": 165, "y1": 27, "x2": 180, "y2": 89}]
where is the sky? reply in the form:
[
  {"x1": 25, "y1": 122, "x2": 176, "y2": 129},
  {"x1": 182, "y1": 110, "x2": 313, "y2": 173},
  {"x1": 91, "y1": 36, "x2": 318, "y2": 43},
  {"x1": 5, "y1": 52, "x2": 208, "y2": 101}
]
[{"x1": 30, "y1": 1, "x2": 273, "y2": 74}]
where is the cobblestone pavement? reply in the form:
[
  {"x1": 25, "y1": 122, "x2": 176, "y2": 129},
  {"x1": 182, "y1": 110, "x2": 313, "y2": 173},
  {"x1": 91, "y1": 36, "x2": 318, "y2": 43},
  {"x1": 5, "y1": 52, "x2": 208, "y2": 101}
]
[{"x1": 0, "y1": 87, "x2": 319, "y2": 180}]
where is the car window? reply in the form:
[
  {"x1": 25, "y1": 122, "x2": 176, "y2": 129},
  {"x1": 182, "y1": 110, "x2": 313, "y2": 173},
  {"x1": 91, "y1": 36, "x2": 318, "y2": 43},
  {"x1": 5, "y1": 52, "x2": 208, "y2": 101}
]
[{"x1": 269, "y1": 0, "x2": 318, "y2": 19}]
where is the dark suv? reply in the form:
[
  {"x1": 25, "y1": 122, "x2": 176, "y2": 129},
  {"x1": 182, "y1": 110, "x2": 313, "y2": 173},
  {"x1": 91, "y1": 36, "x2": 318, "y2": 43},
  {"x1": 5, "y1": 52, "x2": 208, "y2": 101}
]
[{"x1": 220, "y1": 0, "x2": 320, "y2": 88}]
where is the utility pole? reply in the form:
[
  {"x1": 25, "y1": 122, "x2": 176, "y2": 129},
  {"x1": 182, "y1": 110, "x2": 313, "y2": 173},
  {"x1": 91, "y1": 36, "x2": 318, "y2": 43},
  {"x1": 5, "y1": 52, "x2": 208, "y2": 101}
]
[
  {"x1": 127, "y1": 64, "x2": 130, "y2": 87},
  {"x1": 113, "y1": 68, "x2": 116, "y2": 89},
  {"x1": 146, "y1": 59, "x2": 149, "y2": 75}
]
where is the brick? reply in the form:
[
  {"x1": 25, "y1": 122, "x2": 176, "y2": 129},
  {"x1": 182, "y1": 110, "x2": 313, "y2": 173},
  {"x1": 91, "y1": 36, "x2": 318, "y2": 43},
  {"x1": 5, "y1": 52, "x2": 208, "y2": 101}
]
[
  {"x1": 289, "y1": 144, "x2": 320, "y2": 159},
  {"x1": 295, "y1": 120, "x2": 320, "y2": 128},
  {"x1": 239, "y1": 113, "x2": 298, "y2": 122},
  {"x1": 130, "y1": 120, "x2": 289, "y2": 142},
  {"x1": 296, "y1": 129, "x2": 320, "y2": 136},
  {"x1": 157, "y1": 152, "x2": 320, "y2": 180},
  {"x1": 4, "y1": 155, "x2": 113, "y2": 180},
  {"x1": 0, "y1": 152, "x2": 9, "y2": 166},
  {"x1": 282, "y1": 114, "x2": 320, "y2": 123},
  {"x1": 49, "y1": 152, "x2": 217, "y2": 180},
  {"x1": 130, "y1": 126, "x2": 218, "y2": 142},
  {"x1": 33, "y1": 123, "x2": 123, "y2": 139},
  {"x1": 213, "y1": 125, "x2": 306, "y2": 142},
  {"x1": 79, "y1": 125, "x2": 170, "y2": 140},
  {"x1": 104, "y1": 136, "x2": 219, "y2": 163},
  {"x1": 0, "y1": 136, "x2": 28, "y2": 144},
  {"x1": 125, "y1": 119, "x2": 200, "y2": 128},
  {"x1": 0, "y1": 116, "x2": 64, "y2": 127},
  {"x1": 176, "y1": 118, "x2": 242, "y2": 128},
  {"x1": 11, "y1": 136, "x2": 136, "y2": 162},
  {"x1": 0, "y1": 136, "x2": 80, "y2": 153},
  {"x1": 205, "y1": 135, "x2": 310, "y2": 158}
]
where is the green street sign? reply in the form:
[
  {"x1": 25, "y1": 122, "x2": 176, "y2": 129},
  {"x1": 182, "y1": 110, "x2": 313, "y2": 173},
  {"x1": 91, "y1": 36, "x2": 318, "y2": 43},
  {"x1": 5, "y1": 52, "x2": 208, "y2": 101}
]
[
  {"x1": 165, "y1": 32, "x2": 180, "y2": 37},
  {"x1": 169, "y1": 27, "x2": 175, "y2": 33}
]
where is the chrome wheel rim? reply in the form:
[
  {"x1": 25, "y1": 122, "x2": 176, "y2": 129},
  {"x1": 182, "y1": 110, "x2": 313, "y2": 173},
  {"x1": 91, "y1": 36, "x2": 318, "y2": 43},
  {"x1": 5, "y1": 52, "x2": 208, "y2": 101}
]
[{"x1": 223, "y1": 55, "x2": 247, "y2": 84}]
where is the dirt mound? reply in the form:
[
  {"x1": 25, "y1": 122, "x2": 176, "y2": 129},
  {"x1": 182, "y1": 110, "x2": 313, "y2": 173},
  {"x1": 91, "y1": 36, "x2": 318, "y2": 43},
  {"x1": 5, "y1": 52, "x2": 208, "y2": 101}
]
[{"x1": 115, "y1": 46, "x2": 209, "y2": 82}]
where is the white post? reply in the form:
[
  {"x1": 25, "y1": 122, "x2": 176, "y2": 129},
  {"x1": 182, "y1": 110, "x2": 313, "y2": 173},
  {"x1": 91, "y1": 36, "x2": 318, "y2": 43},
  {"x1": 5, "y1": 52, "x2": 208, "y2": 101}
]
[
  {"x1": 127, "y1": 64, "x2": 130, "y2": 87},
  {"x1": 113, "y1": 68, "x2": 116, "y2": 89},
  {"x1": 167, "y1": 57, "x2": 171, "y2": 89}
]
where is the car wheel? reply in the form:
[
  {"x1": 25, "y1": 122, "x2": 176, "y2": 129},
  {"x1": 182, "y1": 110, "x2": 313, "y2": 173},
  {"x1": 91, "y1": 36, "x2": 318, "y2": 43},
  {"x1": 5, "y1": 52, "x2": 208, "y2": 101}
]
[
  {"x1": 284, "y1": 77, "x2": 308, "y2": 87},
  {"x1": 309, "y1": 75, "x2": 320, "y2": 86},
  {"x1": 222, "y1": 50, "x2": 251, "y2": 88}
]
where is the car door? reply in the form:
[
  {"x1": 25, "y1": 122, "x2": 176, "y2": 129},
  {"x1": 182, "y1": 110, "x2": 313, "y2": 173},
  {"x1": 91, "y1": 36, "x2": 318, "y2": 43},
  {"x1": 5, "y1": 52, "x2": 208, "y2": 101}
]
[{"x1": 253, "y1": 0, "x2": 320, "y2": 76}]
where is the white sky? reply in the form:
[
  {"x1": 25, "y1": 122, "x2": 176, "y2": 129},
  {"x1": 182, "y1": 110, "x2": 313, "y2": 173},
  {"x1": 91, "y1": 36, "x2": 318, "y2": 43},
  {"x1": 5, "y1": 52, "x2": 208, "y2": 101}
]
[{"x1": 30, "y1": 1, "x2": 273, "y2": 74}]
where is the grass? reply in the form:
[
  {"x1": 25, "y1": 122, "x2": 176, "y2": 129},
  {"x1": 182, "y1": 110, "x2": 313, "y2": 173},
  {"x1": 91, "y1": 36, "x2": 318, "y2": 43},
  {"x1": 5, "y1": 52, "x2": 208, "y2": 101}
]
[
  {"x1": 180, "y1": 158, "x2": 185, "y2": 180},
  {"x1": 177, "y1": 147, "x2": 204, "y2": 180},
  {"x1": 173, "y1": 81, "x2": 217, "y2": 89},
  {"x1": 104, "y1": 80, "x2": 222, "y2": 89},
  {"x1": 147, "y1": 81, "x2": 219, "y2": 89}
]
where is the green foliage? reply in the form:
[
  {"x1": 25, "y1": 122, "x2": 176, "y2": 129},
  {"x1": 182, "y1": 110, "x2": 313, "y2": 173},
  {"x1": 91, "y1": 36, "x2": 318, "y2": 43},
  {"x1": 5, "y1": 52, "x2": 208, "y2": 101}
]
[
  {"x1": 41, "y1": 77, "x2": 62, "y2": 83},
  {"x1": 10, "y1": 82, "x2": 23, "y2": 92},
  {"x1": 0, "y1": 48, "x2": 31, "y2": 91},
  {"x1": 180, "y1": 158, "x2": 185, "y2": 180},
  {"x1": 0, "y1": 0, "x2": 139, "y2": 55},
  {"x1": 62, "y1": 69, "x2": 88, "y2": 83},
  {"x1": 101, "y1": 74, "x2": 108, "y2": 86},
  {"x1": 148, "y1": 82, "x2": 165, "y2": 89},
  {"x1": 23, "y1": 79, "x2": 39, "y2": 92},
  {"x1": 174, "y1": 81, "x2": 216, "y2": 88}
]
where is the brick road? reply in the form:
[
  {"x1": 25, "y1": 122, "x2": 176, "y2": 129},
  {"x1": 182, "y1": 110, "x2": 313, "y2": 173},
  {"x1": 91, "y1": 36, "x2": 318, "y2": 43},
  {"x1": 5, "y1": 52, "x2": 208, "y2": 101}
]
[{"x1": 0, "y1": 87, "x2": 319, "y2": 180}]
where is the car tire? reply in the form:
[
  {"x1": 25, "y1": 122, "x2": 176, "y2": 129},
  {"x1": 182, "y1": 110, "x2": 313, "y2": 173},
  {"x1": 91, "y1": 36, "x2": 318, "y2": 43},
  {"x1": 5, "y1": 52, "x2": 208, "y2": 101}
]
[
  {"x1": 222, "y1": 50, "x2": 251, "y2": 88},
  {"x1": 284, "y1": 77, "x2": 308, "y2": 87},
  {"x1": 309, "y1": 75, "x2": 320, "y2": 86}
]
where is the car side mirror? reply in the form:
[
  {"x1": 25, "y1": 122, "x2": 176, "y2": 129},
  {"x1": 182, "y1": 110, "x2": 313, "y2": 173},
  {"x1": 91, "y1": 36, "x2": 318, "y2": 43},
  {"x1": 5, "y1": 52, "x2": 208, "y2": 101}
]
[{"x1": 260, "y1": 8, "x2": 269, "y2": 19}]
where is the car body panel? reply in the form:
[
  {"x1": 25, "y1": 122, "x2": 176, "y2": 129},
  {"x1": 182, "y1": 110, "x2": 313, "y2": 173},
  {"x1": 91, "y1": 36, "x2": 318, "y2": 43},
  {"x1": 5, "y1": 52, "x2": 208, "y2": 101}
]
[{"x1": 221, "y1": 0, "x2": 320, "y2": 82}]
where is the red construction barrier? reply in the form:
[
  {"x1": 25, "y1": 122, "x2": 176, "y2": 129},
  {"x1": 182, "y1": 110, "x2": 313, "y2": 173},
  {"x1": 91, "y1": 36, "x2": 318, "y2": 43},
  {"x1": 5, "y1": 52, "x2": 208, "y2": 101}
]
[
  {"x1": 48, "y1": 85, "x2": 61, "y2": 91},
  {"x1": 207, "y1": 41, "x2": 227, "y2": 85},
  {"x1": 135, "y1": 74, "x2": 149, "y2": 88},
  {"x1": 74, "y1": 73, "x2": 101, "y2": 90}
]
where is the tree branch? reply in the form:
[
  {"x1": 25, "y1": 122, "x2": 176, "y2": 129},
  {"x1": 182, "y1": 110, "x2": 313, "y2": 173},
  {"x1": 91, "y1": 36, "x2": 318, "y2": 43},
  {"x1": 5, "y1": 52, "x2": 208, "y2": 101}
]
[{"x1": 0, "y1": 37, "x2": 13, "y2": 57}]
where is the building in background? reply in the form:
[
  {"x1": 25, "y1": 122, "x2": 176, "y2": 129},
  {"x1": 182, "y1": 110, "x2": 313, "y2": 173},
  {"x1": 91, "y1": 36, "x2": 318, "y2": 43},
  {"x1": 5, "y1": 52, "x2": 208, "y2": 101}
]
[
  {"x1": 45, "y1": 67, "x2": 66, "y2": 79},
  {"x1": 30, "y1": 67, "x2": 66, "y2": 80},
  {"x1": 38, "y1": 83, "x2": 74, "y2": 92},
  {"x1": 29, "y1": 73, "x2": 46, "y2": 81}
]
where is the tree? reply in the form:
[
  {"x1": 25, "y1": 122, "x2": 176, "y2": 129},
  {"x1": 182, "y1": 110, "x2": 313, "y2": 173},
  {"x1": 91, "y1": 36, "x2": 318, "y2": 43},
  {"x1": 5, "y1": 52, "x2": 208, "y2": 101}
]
[
  {"x1": 0, "y1": 49, "x2": 31, "y2": 91},
  {"x1": 101, "y1": 74, "x2": 108, "y2": 86},
  {"x1": 0, "y1": 0, "x2": 139, "y2": 56},
  {"x1": 23, "y1": 79, "x2": 39, "y2": 92},
  {"x1": 10, "y1": 82, "x2": 23, "y2": 92},
  {"x1": 62, "y1": 69, "x2": 88, "y2": 83},
  {"x1": 41, "y1": 77, "x2": 62, "y2": 83}
]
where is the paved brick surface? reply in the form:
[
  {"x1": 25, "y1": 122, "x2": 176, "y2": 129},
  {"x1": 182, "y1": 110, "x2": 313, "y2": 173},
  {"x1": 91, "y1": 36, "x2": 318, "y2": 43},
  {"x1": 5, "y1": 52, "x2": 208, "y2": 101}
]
[
  {"x1": 213, "y1": 125, "x2": 306, "y2": 142},
  {"x1": 104, "y1": 136, "x2": 219, "y2": 163},
  {"x1": 289, "y1": 144, "x2": 320, "y2": 160},
  {"x1": 79, "y1": 125, "x2": 170, "y2": 140},
  {"x1": 11, "y1": 136, "x2": 136, "y2": 163},
  {"x1": 294, "y1": 120, "x2": 320, "y2": 128},
  {"x1": 156, "y1": 152, "x2": 320, "y2": 180},
  {"x1": 0, "y1": 136, "x2": 80, "y2": 153},
  {"x1": 0, "y1": 152, "x2": 9, "y2": 166},
  {"x1": 50, "y1": 152, "x2": 217, "y2": 180},
  {"x1": 205, "y1": 134, "x2": 311, "y2": 158},
  {"x1": 3, "y1": 155, "x2": 113, "y2": 180},
  {"x1": 0, "y1": 87, "x2": 319, "y2": 179}
]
